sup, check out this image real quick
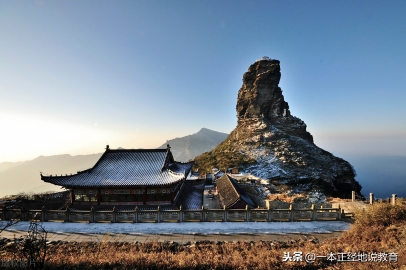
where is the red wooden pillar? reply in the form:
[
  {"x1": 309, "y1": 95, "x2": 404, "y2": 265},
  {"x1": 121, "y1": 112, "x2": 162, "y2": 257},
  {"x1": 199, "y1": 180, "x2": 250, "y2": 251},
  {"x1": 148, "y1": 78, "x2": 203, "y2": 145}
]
[{"x1": 70, "y1": 189, "x2": 75, "y2": 203}]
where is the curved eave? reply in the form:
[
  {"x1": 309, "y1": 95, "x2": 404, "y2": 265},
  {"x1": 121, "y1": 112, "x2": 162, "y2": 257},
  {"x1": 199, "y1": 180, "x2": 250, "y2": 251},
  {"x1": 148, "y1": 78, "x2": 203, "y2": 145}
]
[
  {"x1": 41, "y1": 175, "x2": 185, "y2": 188},
  {"x1": 167, "y1": 161, "x2": 194, "y2": 175},
  {"x1": 40, "y1": 168, "x2": 91, "y2": 179}
]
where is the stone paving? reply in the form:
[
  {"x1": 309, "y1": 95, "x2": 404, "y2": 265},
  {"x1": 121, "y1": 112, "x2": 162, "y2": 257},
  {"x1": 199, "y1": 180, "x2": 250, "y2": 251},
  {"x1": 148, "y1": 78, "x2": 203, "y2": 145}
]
[{"x1": 203, "y1": 187, "x2": 221, "y2": 209}]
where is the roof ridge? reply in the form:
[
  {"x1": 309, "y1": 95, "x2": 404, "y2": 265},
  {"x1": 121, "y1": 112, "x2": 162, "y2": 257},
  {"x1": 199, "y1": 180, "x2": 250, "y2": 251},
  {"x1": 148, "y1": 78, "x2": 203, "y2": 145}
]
[
  {"x1": 228, "y1": 176, "x2": 256, "y2": 208},
  {"x1": 226, "y1": 174, "x2": 241, "y2": 200},
  {"x1": 173, "y1": 161, "x2": 194, "y2": 165},
  {"x1": 161, "y1": 148, "x2": 170, "y2": 172},
  {"x1": 109, "y1": 148, "x2": 167, "y2": 152}
]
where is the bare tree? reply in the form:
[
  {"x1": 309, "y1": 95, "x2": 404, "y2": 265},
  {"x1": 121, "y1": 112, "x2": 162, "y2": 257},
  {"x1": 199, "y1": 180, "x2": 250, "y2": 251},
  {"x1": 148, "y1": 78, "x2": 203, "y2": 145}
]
[
  {"x1": 17, "y1": 217, "x2": 48, "y2": 269},
  {"x1": 1, "y1": 212, "x2": 48, "y2": 269}
]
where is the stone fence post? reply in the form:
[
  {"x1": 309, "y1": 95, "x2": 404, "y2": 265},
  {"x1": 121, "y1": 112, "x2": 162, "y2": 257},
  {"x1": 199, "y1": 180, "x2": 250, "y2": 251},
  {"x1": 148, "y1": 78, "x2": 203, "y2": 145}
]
[
  {"x1": 369, "y1": 193, "x2": 374, "y2": 205},
  {"x1": 112, "y1": 206, "x2": 117, "y2": 223},
  {"x1": 201, "y1": 205, "x2": 206, "y2": 222},
  {"x1": 41, "y1": 206, "x2": 46, "y2": 222},
  {"x1": 65, "y1": 207, "x2": 70, "y2": 222},
  {"x1": 266, "y1": 205, "x2": 271, "y2": 222},
  {"x1": 392, "y1": 194, "x2": 397, "y2": 206},
  {"x1": 311, "y1": 204, "x2": 316, "y2": 221},
  {"x1": 179, "y1": 205, "x2": 183, "y2": 222},
  {"x1": 134, "y1": 207, "x2": 139, "y2": 223},
  {"x1": 352, "y1": 191, "x2": 355, "y2": 202},
  {"x1": 289, "y1": 204, "x2": 294, "y2": 222},
  {"x1": 90, "y1": 206, "x2": 95, "y2": 223}
]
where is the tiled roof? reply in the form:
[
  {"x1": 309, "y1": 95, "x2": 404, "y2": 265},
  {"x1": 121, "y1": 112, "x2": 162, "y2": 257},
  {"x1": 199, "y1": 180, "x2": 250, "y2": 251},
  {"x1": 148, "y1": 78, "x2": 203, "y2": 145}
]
[
  {"x1": 41, "y1": 148, "x2": 193, "y2": 188},
  {"x1": 176, "y1": 180, "x2": 205, "y2": 210},
  {"x1": 216, "y1": 174, "x2": 256, "y2": 209},
  {"x1": 214, "y1": 171, "x2": 224, "y2": 177}
]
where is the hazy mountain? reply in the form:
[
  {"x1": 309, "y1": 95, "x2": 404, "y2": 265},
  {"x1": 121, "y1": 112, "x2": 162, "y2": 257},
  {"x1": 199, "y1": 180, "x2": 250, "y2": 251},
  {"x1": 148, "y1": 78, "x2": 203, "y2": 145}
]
[
  {"x1": 158, "y1": 128, "x2": 229, "y2": 162},
  {"x1": 0, "y1": 128, "x2": 227, "y2": 197},
  {"x1": 0, "y1": 154, "x2": 102, "y2": 198},
  {"x1": 0, "y1": 161, "x2": 24, "y2": 173}
]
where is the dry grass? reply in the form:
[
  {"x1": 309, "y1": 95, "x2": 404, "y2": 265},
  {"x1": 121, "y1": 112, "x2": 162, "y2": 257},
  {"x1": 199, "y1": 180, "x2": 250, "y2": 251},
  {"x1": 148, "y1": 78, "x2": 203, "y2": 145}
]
[
  {"x1": 1, "y1": 201, "x2": 406, "y2": 269},
  {"x1": 352, "y1": 200, "x2": 406, "y2": 227},
  {"x1": 266, "y1": 193, "x2": 307, "y2": 203}
]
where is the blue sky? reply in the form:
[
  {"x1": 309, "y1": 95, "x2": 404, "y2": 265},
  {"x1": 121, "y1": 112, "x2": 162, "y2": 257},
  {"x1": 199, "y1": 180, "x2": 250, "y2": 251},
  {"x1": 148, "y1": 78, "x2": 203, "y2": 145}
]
[{"x1": 1, "y1": 1, "x2": 406, "y2": 162}]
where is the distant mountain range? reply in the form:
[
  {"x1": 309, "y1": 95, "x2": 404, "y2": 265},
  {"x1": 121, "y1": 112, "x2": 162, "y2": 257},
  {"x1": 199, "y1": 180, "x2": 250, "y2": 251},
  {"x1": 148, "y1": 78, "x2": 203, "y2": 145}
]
[
  {"x1": 158, "y1": 128, "x2": 228, "y2": 162},
  {"x1": 0, "y1": 154, "x2": 103, "y2": 198},
  {"x1": 0, "y1": 128, "x2": 228, "y2": 198},
  {"x1": 0, "y1": 161, "x2": 24, "y2": 173}
]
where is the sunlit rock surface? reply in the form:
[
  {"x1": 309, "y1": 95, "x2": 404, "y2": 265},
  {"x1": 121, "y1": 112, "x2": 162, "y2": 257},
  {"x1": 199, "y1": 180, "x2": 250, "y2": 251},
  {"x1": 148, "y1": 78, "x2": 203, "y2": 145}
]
[{"x1": 194, "y1": 58, "x2": 362, "y2": 198}]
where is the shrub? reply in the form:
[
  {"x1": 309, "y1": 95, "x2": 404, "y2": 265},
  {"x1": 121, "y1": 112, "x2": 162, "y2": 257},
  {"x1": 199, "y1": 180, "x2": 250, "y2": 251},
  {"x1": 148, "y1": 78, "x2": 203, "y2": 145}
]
[{"x1": 353, "y1": 200, "x2": 406, "y2": 227}]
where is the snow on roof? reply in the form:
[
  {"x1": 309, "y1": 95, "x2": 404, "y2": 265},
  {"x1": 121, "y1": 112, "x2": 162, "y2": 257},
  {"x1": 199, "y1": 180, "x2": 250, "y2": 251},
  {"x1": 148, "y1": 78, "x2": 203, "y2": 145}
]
[
  {"x1": 41, "y1": 148, "x2": 193, "y2": 187},
  {"x1": 186, "y1": 173, "x2": 199, "y2": 181},
  {"x1": 214, "y1": 171, "x2": 224, "y2": 177},
  {"x1": 175, "y1": 181, "x2": 205, "y2": 210}
]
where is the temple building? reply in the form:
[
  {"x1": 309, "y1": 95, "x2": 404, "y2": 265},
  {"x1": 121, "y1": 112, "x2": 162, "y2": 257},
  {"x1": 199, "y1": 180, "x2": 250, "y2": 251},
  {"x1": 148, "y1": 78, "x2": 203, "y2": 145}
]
[
  {"x1": 41, "y1": 145, "x2": 193, "y2": 208},
  {"x1": 216, "y1": 174, "x2": 256, "y2": 209}
]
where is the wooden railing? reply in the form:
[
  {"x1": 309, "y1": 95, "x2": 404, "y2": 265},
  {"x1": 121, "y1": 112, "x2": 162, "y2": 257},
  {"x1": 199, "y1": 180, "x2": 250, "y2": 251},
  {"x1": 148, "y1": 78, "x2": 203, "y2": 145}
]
[{"x1": 0, "y1": 205, "x2": 343, "y2": 223}]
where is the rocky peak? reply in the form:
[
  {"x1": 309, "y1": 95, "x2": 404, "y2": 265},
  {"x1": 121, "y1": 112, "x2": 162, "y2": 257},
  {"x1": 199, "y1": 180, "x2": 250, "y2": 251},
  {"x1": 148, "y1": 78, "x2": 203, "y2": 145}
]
[
  {"x1": 194, "y1": 58, "x2": 362, "y2": 199},
  {"x1": 237, "y1": 59, "x2": 284, "y2": 120},
  {"x1": 236, "y1": 59, "x2": 313, "y2": 144}
]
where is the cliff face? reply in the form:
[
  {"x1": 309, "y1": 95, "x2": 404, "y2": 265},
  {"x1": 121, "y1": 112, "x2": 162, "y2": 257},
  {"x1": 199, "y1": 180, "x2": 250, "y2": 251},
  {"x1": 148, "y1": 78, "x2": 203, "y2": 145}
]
[
  {"x1": 236, "y1": 59, "x2": 314, "y2": 144},
  {"x1": 194, "y1": 58, "x2": 362, "y2": 198}
]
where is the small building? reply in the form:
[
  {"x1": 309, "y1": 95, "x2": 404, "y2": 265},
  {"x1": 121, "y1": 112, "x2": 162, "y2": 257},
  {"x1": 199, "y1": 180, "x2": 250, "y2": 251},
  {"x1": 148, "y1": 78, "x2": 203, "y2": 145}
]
[
  {"x1": 256, "y1": 56, "x2": 272, "y2": 62},
  {"x1": 216, "y1": 174, "x2": 256, "y2": 209},
  {"x1": 227, "y1": 167, "x2": 239, "y2": 174},
  {"x1": 41, "y1": 145, "x2": 193, "y2": 208}
]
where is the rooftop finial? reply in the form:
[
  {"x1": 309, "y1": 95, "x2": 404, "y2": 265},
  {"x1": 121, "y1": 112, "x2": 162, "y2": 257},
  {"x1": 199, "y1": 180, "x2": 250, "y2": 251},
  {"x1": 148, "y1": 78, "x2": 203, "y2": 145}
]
[
  {"x1": 106, "y1": 145, "x2": 110, "y2": 150},
  {"x1": 167, "y1": 144, "x2": 171, "y2": 150}
]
